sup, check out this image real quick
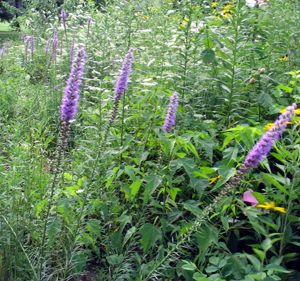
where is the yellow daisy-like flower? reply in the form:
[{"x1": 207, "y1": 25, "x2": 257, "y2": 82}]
[
  {"x1": 169, "y1": 16, "x2": 175, "y2": 19},
  {"x1": 264, "y1": 123, "x2": 275, "y2": 131},
  {"x1": 223, "y1": 13, "x2": 232, "y2": 19},
  {"x1": 143, "y1": 16, "x2": 149, "y2": 20},
  {"x1": 215, "y1": 15, "x2": 221, "y2": 20},
  {"x1": 280, "y1": 108, "x2": 300, "y2": 115},
  {"x1": 209, "y1": 175, "x2": 221, "y2": 185},
  {"x1": 191, "y1": 6, "x2": 197, "y2": 10},
  {"x1": 212, "y1": 8, "x2": 217, "y2": 14},
  {"x1": 211, "y1": 1, "x2": 218, "y2": 7},
  {"x1": 257, "y1": 201, "x2": 286, "y2": 213}
]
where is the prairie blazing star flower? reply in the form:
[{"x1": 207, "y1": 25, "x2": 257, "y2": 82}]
[
  {"x1": 87, "y1": 17, "x2": 92, "y2": 40},
  {"x1": 60, "y1": 47, "x2": 86, "y2": 123},
  {"x1": 21, "y1": 33, "x2": 25, "y2": 42},
  {"x1": 257, "y1": 201, "x2": 286, "y2": 213},
  {"x1": 45, "y1": 38, "x2": 51, "y2": 56},
  {"x1": 214, "y1": 103, "x2": 297, "y2": 206},
  {"x1": 104, "y1": 48, "x2": 134, "y2": 138},
  {"x1": 61, "y1": 9, "x2": 67, "y2": 38},
  {"x1": 163, "y1": 91, "x2": 179, "y2": 133},
  {"x1": 52, "y1": 29, "x2": 58, "y2": 60},
  {"x1": 61, "y1": 9, "x2": 66, "y2": 20},
  {"x1": 1, "y1": 46, "x2": 5, "y2": 58}
]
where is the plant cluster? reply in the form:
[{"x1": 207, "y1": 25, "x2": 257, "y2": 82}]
[{"x1": 0, "y1": 0, "x2": 300, "y2": 280}]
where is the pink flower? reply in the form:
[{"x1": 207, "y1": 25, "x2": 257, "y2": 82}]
[{"x1": 243, "y1": 189, "x2": 258, "y2": 207}]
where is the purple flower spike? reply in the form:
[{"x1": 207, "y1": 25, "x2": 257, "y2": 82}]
[
  {"x1": 52, "y1": 29, "x2": 58, "y2": 60},
  {"x1": 21, "y1": 33, "x2": 25, "y2": 42},
  {"x1": 163, "y1": 91, "x2": 179, "y2": 133},
  {"x1": 242, "y1": 103, "x2": 296, "y2": 171},
  {"x1": 60, "y1": 47, "x2": 87, "y2": 123},
  {"x1": 6, "y1": 42, "x2": 10, "y2": 49},
  {"x1": 30, "y1": 36, "x2": 34, "y2": 53},
  {"x1": 1, "y1": 46, "x2": 5, "y2": 58},
  {"x1": 61, "y1": 9, "x2": 66, "y2": 20},
  {"x1": 88, "y1": 17, "x2": 92, "y2": 23},
  {"x1": 115, "y1": 47, "x2": 134, "y2": 102},
  {"x1": 223, "y1": 103, "x2": 297, "y2": 196},
  {"x1": 45, "y1": 38, "x2": 51, "y2": 55}
]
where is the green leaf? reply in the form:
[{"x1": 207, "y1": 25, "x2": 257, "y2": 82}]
[
  {"x1": 129, "y1": 179, "x2": 142, "y2": 200},
  {"x1": 86, "y1": 219, "x2": 101, "y2": 239},
  {"x1": 276, "y1": 84, "x2": 293, "y2": 94},
  {"x1": 123, "y1": 226, "x2": 136, "y2": 249},
  {"x1": 47, "y1": 218, "x2": 62, "y2": 246},
  {"x1": 200, "y1": 167, "x2": 216, "y2": 174},
  {"x1": 246, "y1": 253, "x2": 261, "y2": 271},
  {"x1": 202, "y1": 139, "x2": 214, "y2": 163},
  {"x1": 257, "y1": 92, "x2": 273, "y2": 109},
  {"x1": 201, "y1": 49, "x2": 216, "y2": 63},
  {"x1": 35, "y1": 199, "x2": 47, "y2": 217},
  {"x1": 176, "y1": 153, "x2": 186, "y2": 158},
  {"x1": 263, "y1": 174, "x2": 290, "y2": 196},
  {"x1": 177, "y1": 157, "x2": 197, "y2": 184},
  {"x1": 64, "y1": 172, "x2": 72, "y2": 181},
  {"x1": 57, "y1": 198, "x2": 72, "y2": 224},
  {"x1": 143, "y1": 175, "x2": 162, "y2": 204},
  {"x1": 193, "y1": 273, "x2": 210, "y2": 281},
  {"x1": 264, "y1": 264, "x2": 291, "y2": 273},
  {"x1": 253, "y1": 248, "x2": 265, "y2": 262},
  {"x1": 223, "y1": 147, "x2": 238, "y2": 165},
  {"x1": 182, "y1": 260, "x2": 197, "y2": 271},
  {"x1": 139, "y1": 223, "x2": 162, "y2": 255},
  {"x1": 183, "y1": 200, "x2": 202, "y2": 217}
]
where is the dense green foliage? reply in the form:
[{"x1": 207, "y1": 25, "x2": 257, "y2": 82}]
[{"x1": 0, "y1": 0, "x2": 300, "y2": 280}]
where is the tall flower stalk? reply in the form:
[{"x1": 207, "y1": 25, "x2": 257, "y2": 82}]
[
  {"x1": 103, "y1": 47, "x2": 134, "y2": 143},
  {"x1": 39, "y1": 47, "x2": 86, "y2": 280},
  {"x1": 61, "y1": 9, "x2": 67, "y2": 39},
  {"x1": 87, "y1": 17, "x2": 92, "y2": 40},
  {"x1": 52, "y1": 29, "x2": 58, "y2": 62}
]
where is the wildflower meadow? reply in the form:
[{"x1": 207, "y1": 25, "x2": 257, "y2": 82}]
[{"x1": 0, "y1": 0, "x2": 300, "y2": 280}]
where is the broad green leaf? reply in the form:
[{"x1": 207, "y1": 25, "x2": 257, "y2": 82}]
[
  {"x1": 200, "y1": 167, "x2": 216, "y2": 174},
  {"x1": 223, "y1": 147, "x2": 238, "y2": 165},
  {"x1": 183, "y1": 200, "x2": 202, "y2": 217},
  {"x1": 245, "y1": 253, "x2": 261, "y2": 271},
  {"x1": 202, "y1": 139, "x2": 215, "y2": 163},
  {"x1": 276, "y1": 84, "x2": 293, "y2": 94},
  {"x1": 201, "y1": 49, "x2": 216, "y2": 63},
  {"x1": 57, "y1": 198, "x2": 72, "y2": 224},
  {"x1": 129, "y1": 179, "x2": 142, "y2": 200},
  {"x1": 47, "y1": 218, "x2": 62, "y2": 246},
  {"x1": 253, "y1": 248, "x2": 265, "y2": 262},
  {"x1": 36, "y1": 199, "x2": 47, "y2": 217},
  {"x1": 143, "y1": 175, "x2": 162, "y2": 204},
  {"x1": 257, "y1": 92, "x2": 273, "y2": 109},
  {"x1": 86, "y1": 219, "x2": 101, "y2": 239},
  {"x1": 177, "y1": 157, "x2": 197, "y2": 183},
  {"x1": 265, "y1": 264, "x2": 291, "y2": 273},
  {"x1": 176, "y1": 153, "x2": 186, "y2": 158},
  {"x1": 139, "y1": 223, "x2": 162, "y2": 255}
]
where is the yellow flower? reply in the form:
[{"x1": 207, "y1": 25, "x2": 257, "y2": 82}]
[
  {"x1": 209, "y1": 175, "x2": 221, "y2": 185},
  {"x1": 215, "y1": 15, "x2": 221, "y2": 20},
  {"x1": 280, "y1": 56, "x2": 288, "y2": 61},
  {"x1": 257, "y1": 201, "x2": 286, "y2": 213},
  {"x1": 212, "y1": 8, "x2": 217, "y2": 14},
  {"x1": 223, "y1": 13, "x2": 232, "y2": 19},
  {"x1": 211, "y1": 1, "x2": 218, "y2": 7},
  {"x1": 137, "y1": 13, "x2": 142, "y2": 16},
  {"x1": 143, "y1": 16, "x2": 149, "y2": 20},
  {"x1": 191, "y1": 6, "x2": 197, "y2": 10},
  {"x1": 280, "y1": 108, "x2": 300, "y2": 115},
  {"x1": 169, "y1": 16, "x2": 175, "y2": 19},
  {"x1": 264, "y1": 123, "x2": 275, "y2": 131}
]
